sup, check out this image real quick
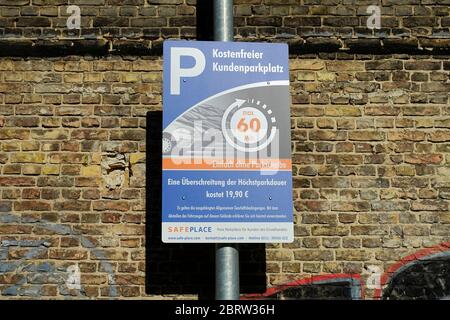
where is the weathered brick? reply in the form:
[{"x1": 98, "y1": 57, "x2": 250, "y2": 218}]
[
  {"x1": 71, "y1": 129, "x2": 109, "y2": 140},
  {"x1": 16, "y1": 17, "x2": 51, "y2": 27},
  {"x1": 311, "y1": 226, "x2": 349, "y2": 236},
  {"x1": 11, "y1": 153, "x2": 46, "y2": 163},
  {"x1": 326, "y1": 61, "x2": 365, "y2": 71},
  {"x1": 290, "y1": 59, "x2": 325, "y2": 71},
  {"x1": 48, "y1": 249, "x2": 88, "y2": 260},
  {"x1": 371, "y1": 201, "x2": 410, "y2": 211},
  {"x1": 405, "y1": 61, "x2": 441, "y2": 70},
  {"x1": 404, "y1": 154, "x2": 443, "y2": 165},
  {"x1": 335, "y1": 250, "x2": 371, "y2": 261},
  {"x1": 0, "y1": 129, "x2": 29, "y2": 140},
  {"x1": 323, "y1": 17, "x2": 359, "y2": 26},
  {"x1": 349, "y1": 131, "x2": 385, "y2": 141},
  {"x1": 388, "y1": 131, "x2": 426, "y2": 141},
  {"x1": 309, "y1": 131, "x2": 346, "y2": 141},
  {"x1": 331, "y1": 201, "x2": 370, "y2": 212},
  {"x1": 325, "y1": 106, "x2": 361, "y2": 117},
  {"x1": 403, "y1": 106, "x2": 440, "y2": 116},
  {"x1": 351, "y1": 226, "x2": 388, "y2": 236},
  {"x1": 327, "y1": 155, "x2": 363, "y2": 165},
  {"x1": 435, "y1": 118, "x2": 450, "y2": 128},
  {"x1": 49, "y1": 153, "x2": 89, "y2": 164},
  {"x1": 403, "y1": 17, "x2": 436, "y2": 27},
  {"x1": 31, "y1": 129, "x2": 69, "y2": 140},
  {"x1": 93, "y1": 201, "x2": 130, "y2": 212},
  {"x1": 248, "y1": 16, "x2": 282, "y2": 26},
  {"x1": 428, "y1": 131, "x2": 450, "y2": 142},
  {"x1": 14, "y1": 201, "x2": 51, "y2": 211},
  {"x1": 37, "y1": 176, "x2": 73, "y2": 188},
  {"x1": 366, "y1": 60, "x2": 403, "y2": 70},
  {"x1": 5, "y1": 117, "x2": 39, "y2": 127},
  {"x1": 295, "y1": 201, "x2": 329, "y2": 212},
  {"x1": 54, "y1": 200, "x2": 91, "y2": 211},
  {"x1": 90, "y1": 249, "x2": 128, "y2": 261},
  {"x1": 110, "y1": 130, "x2": 145, "y2": 141},
  {"x1": 411, "y1": 200, "x2": 448, "y2": 211},
  {"x1": 293, "y1": 250, "x2": 334, "y2": 261},
  {"x1": 22, "y1": 164, "x2": 41, "y2": 175},
  {"x1": 421, "y1": 83, "x2": 450, "y2": 92}
]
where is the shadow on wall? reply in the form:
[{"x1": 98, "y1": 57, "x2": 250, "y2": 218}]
[
  {"x1": 197, "y1": 0, "x2": 214, "y2": 41},
  {"x1": 145, "y1": 111, "x2": 267, "y2": 299}
]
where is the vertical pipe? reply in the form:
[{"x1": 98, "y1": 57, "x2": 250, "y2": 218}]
[
  {"x1": 214, "y1": 0, "x2": 234, "y2": 42},
  {"x1": 215, "y1": 244, "x2": 239, "y2": 300},
  {"x1": 213, "y1": 0, "x2": 239, "y2": 301}
]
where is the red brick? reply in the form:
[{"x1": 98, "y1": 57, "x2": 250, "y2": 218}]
[
  {"x1": 14, "y1": 201, "x2": 51, "y2": 211},
  {"x1": 404, "y1": 154, "x2": 443, "y2": 164},
  {"x1": 0, "y1": 225, "x2": 32, "y2": 234}
]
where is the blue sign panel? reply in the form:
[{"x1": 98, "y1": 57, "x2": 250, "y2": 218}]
[{"x1": 162, "y1": 40, "x2": 293, "y2": 243}]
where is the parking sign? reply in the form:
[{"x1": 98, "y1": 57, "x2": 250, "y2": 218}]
[{"x1": 162, "y1": 40, "x2": 293, "y2": 243}]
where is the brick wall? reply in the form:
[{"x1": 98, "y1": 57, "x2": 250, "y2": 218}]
[
  {"x1": 1, "y1": 0, "x2": 450, "y2": 55},
  {"x1": 0, "y1": 1, "x2": 449, "y2": 299}
]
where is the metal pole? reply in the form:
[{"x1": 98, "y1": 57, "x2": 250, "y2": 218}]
[
  {"x1": 213, "y1": 0, "x2": 239, "y2": 301},
  {"x1": 215, "y1": 243, "x2": 239, "y2": 300},
  {"x1": 214, "y1": 0, "x2": 234, "y2": 42}
]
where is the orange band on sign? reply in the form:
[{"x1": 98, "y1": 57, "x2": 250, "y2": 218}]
[{"x1": 163, "y1": 157, "x2": 292, "y2": 171}]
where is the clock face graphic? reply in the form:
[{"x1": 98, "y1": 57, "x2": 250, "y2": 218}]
[{"x1": 221, "y1": 98, "x2": 277, "y2": 153}]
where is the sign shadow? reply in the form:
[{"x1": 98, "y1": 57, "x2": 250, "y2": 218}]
[{"x1": 145, "y1": 111, "x2": 267, "y2": 299}]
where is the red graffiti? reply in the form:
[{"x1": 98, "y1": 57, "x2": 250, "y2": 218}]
[
  {"x1": 374, "y1": 241, "x2": 450, "y2": 299},
  {"x1": 242, "y1": 273, "x2": 364, "y2": 300},
  {"x1": 242, "y1": 241, "x2": 450, "y2": 300}
]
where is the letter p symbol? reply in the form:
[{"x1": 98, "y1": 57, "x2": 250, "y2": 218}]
[{"x1": 170, "y1": 47, "x2": 206, "y2": 95}]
